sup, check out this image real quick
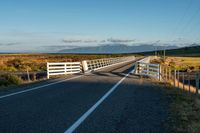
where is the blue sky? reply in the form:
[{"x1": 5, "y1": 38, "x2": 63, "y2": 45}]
[{"x1": 0, "y1": 0, "x2": 200, "y2": 52}]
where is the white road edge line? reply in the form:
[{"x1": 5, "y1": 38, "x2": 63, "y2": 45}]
[
  {"x1": 64, "y1": 67, "x2": 135, "y2": 133},
  {"x1": 0, "y1": 75, "x2": 83, "y2": 99}
]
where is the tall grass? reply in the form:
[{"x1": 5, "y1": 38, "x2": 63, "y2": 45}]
[{"x1": 0, "y1": 74, "x2": 23, "y2": 87}]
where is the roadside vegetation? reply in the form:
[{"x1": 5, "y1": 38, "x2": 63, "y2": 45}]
[
  {"x1": 159, "y1": 82, "x2": 200, "y2": 133},
  {"x1": 152, "y1": 55, "x2": 200, "y2": 132},
  {"x1": 165, "y1": 57, "x2": 200, "y2": 71},
  {"x1": 151, "y1": 56, "x2": 200, "y2": 72},
  {"x1": 0, "y1": 54, "x2": 133, "y2": 72},
  {"x1": 0, "y1": 74, "x2": 23, "y2": 87},
  {"x1": 0, "y1": 53, "x2": 135, "y2": 89}
]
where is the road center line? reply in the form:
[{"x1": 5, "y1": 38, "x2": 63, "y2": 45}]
[
  {"x1": 64, "y1": 67, "x2": 135, "y2": 133},
  {"x1": 0, "y1": 75, "x2": 83, "y2": 99}
]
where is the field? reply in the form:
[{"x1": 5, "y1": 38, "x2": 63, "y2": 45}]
[
  {"x1": 0, "y1": 54, "x2": 132, "y2": 72},
  {"x1": 164, "y1": 57, "x2": 200, "y2": 71}
]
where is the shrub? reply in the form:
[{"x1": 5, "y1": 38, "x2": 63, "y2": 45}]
[
  {"x1": 7, "y1": 59, "x2": 23, "y2": 69},
  {"x1": 0, "y1": 74, "x2": 23, "y2": 86}
]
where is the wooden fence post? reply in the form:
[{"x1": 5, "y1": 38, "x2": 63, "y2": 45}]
[
  {"x1": 26, "y1": 68, "x2": 30, "y2": 82},
  {"x1": 174, "y1": 70, "x2": 176, "y2": 87},
  {"x1": 165, "y1": 67, "x2": 167, "y2": 80},
  {"x1": 182, "y1": 73, "x2": 185, "y2": 90},
  {"x1": 188, "y1": 74, "x2": 191, "y2": 93},
  {"x1": 168, "y1": 67, "x2": 171, "y2": 80},
  {"x1": 196, "y1": 72, "x2": 200, "y2": 94},
  {"x1": 177, "y1": 71, "x2": 179, "y2": 88}
]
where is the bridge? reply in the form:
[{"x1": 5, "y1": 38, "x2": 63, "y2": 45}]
[{"x1": 0, "y1": 56, "x2": 170, "y2": 133}]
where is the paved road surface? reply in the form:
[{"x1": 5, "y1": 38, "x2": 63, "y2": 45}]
[{"x1": 0, "y1": 61, "x2": 169, "y2": 133}]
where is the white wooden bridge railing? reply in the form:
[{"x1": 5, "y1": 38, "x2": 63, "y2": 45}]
[
  {"x1": 82, "y1": 56, "x2": 136, "y2": 72},
  {"x1": 47, "y1": 56, "x2": 136, "y2": 78},
  {"x1": 134, "y1": 57, "x2": 161, "y2": 80},
  {"x1": 47, "y1": 62, "x2": 81, "y2": 79}
]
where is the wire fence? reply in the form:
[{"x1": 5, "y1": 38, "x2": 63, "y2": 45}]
[{"x1": 161, "y1": 65, "x2": 200, "y2": 94}]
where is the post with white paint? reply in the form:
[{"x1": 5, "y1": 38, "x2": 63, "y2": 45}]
[
  {"x1": 47, "y1": 62, "x2": 49, "y2": 79},
  {"x1": 65, "y1": 63, "x2": 67, "y2": 74},
  {"x1": 82, "y1": 60, "x2": 88, "y2": 73},
  {"x1": 27, "y1": 68, "x2": 30, "y2": 82}
]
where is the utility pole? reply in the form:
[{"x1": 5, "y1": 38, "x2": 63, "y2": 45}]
[
  {"x1": 155, "y1": 47, "x2": 157, "y2": 56},
  {"x1": 163, "y1": 49, "x2": 166, "y2": 60}
]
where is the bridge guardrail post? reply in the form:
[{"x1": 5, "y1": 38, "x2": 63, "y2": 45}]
[
  {"x1": 82, "y1": 60, "x2": 88, "y2": 73},
  {"x1": 47, "y1": 62, "x2": 49, "y2": 79},
  {"x1": 64, "y1": 63, "x2": 67, "y2": 75}
]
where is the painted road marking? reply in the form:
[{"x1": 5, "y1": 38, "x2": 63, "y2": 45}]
[
  {"x1": 64, "y1": 68, "x2": 135, "y2": 133},
  {"x1": 0, "y1": 75, "x2": 83, "y2": 99}
]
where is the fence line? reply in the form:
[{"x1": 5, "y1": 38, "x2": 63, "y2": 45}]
[{"x1": 161, "y1": 65, "x2": 200, "y2": 94}]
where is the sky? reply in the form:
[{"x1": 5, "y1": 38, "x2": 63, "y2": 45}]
[{"x1": 0, "y1": 0, "x2": 200, "y2": 52}]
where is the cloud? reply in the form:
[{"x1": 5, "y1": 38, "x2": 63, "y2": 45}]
[
  {"x1": 83, "y1": 40, "x2": 98, "y2": 43},
  {"x1": 0, "y1": 42, "x2": 19, "y2": 46},
  {"x1": 107, "y1": 38, "x2": 136, "y2": 43},
  {"x1": 62, "y1": 38, "x2": 136, "y2": 44},
  {"x1": 62, "y1": 39, "x2": 98, "y2": 43},
  {"x1": 62, "y1": 39, "x2": 82, "y2": 43}
]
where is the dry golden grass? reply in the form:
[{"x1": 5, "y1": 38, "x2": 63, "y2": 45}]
[
  {"x1": 0, "y1": 54, "x2": 134, "y2": 72},
  {"x1": 165, "y1": 57, "x2": 200, "y2": 71}
]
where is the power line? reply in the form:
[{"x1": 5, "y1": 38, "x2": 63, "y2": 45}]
[
  {"x1": 179, "y1": 4, "x2": 200, "y2": 36},
  {"x1": 168, "y1": 0, "x2": 194, "y2": 42}
]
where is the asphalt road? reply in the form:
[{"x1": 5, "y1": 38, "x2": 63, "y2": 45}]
[{"x1": 0, "y1": 61, "x2": 169, "y2": 133}]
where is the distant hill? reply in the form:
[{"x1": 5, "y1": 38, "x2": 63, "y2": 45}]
[
  {"x1": 140, "y1": 45, "x2": 200, "y2": 57},
  {"x1": 59, "y1": 44, "x2": 177, "y2": 54}
]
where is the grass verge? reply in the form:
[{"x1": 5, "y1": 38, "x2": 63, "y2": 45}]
[{"x1": 158, "y1": 82, "x2": 200, "y2": 133}]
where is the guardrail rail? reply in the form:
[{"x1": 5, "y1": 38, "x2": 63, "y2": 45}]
[
  {"x1": 47, "y1": 56, "x2": 136, "y2": 78},
  {"x1": 82, "y1": 56, "x2": 136, "y2": 72},
  {"x1": 134, "y1": 56, "x2": 161, "y2": 80},
  {"x1": 47, "y1": 62, "x2": 81, "y2": 79}
]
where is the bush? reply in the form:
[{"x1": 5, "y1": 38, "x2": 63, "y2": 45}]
[{"x1": 0, "y1": 74, "x2": 23, "y2": 86}]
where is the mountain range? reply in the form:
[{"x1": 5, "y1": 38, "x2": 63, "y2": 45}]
[{"x1": 59, "y1": 44, "x2": 178, "y2": 54}]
